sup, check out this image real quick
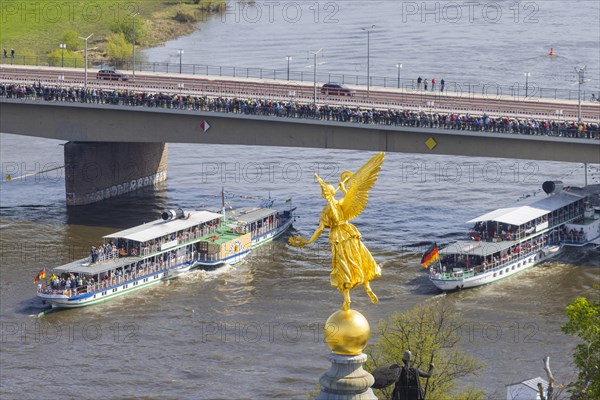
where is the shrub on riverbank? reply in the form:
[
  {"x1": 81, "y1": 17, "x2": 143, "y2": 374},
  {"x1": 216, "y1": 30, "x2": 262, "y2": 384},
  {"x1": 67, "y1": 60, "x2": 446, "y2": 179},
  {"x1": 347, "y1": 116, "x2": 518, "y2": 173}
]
[
  {"x1": 105, "y1": 33, "x2": 133, "y2": 64},
  {"x1": 47, "y1": 49, "x2": 84, "y2": 68}
]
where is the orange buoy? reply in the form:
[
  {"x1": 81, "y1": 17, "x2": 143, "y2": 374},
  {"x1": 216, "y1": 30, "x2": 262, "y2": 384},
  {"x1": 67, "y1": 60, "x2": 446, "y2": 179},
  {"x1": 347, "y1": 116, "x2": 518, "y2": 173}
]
[{"x1": 549, "y1": 48, "x2": 555, "y2": 56}]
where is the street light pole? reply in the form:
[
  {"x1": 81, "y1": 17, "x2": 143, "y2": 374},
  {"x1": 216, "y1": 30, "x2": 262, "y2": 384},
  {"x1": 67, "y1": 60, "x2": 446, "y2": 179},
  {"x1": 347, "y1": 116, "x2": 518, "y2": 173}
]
[
  {"x1": 575, "y1": 66, "x2": 586, "y2": 123},
  {"x1": 132, "y1": 12, "x2": 139, "y2": 81},
  {"x1": 178, "y1": 49, "x2": 184, "y2": 74},
  {"x1": 285, "y1": 56, "x2": 292, "y2": 80},
  {"x1": 309, "y1": 49, "x2": 323, "y2": 106},
  {"x1": 59, "y1": 43, "x2": 66, "y2": 68},
  {"x1": 79, "y1": 33, "x2": 93, "y2": 97},
  {"x1": 524, "y1": 72, "x2": 530, "y2": 98},
  {"x1": 396, "y1": 63, "x2": 402, "y2": 89},
  {"x1": 361, "y1": 25, "x2": 375, "y2": 97}
]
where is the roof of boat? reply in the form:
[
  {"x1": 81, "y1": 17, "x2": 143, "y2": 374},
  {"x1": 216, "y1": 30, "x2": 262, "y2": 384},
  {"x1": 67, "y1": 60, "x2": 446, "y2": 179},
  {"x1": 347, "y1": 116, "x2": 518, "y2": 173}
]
[
  {"x1": 233, "y1": 207, "x2": 278, "y2": 224},
  {"x1": 441, "y1": 240, "x2": 518, "y2": 257},
  {"x1": 467, "y1": 192, "x2": 583, "y2": 226},
  {"x1": 103, "y1": 210, "x2": 223, "y2": 243},
  {"x1": 53, "y1": 256, "x2": 141, "y2": 275}
]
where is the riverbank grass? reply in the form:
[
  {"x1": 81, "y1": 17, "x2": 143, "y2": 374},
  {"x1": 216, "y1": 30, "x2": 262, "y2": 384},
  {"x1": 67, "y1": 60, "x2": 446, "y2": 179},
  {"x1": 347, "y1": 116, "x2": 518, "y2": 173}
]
[{"x1": 0, "y1": 0, "x2": 224, "y2": 60}]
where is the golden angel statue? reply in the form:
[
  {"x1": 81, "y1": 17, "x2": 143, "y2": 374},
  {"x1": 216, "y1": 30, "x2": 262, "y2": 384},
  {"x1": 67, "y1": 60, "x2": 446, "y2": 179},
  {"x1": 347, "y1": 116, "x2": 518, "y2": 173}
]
[{"x1": 289, "y1": 152, "x2": 384, "y2": 311}]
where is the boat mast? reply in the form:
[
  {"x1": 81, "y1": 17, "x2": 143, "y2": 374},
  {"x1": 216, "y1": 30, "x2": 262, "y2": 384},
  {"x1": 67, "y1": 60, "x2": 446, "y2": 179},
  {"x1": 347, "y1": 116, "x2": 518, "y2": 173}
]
[
  {"x1": 221, "y1": 187, "x2": 226, "y2": 218},
  {"x1": 584, "y1": 162, "x2": 588, "y2": 187}
]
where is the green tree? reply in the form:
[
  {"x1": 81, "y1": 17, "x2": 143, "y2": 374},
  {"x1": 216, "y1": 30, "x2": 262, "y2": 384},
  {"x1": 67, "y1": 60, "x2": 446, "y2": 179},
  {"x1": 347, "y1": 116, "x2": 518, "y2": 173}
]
[
  {"x1": 561, "y1": 291, "x2": 600, "y2": 400},
  {"x1": 62, "y1": 30, "x2": 82, "y2": 52},
  {"x1": 366, "y1": 302, "x2": 485, "y2": 400},
  {"x1": 105, "y1": 33, "x2": 133, "y2": 64},
  {"x1": 110, "y1": 15, "x2": 147, "y2": 46}
]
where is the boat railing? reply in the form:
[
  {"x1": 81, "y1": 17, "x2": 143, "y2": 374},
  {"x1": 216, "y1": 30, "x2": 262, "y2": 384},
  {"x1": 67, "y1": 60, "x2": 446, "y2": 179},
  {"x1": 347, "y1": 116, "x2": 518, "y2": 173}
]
[
  {"x1": 254, "y1": 223, "x2": 276, "y2": 238},
  {"x1": 138, "y1": 227, "x2": 220, "y2": 258},
  {"x1": 474, "y1": 211, "x2": 582, "y2": 243},
  {"x1": 196, "y1": 253, "x2": 219, "y2": 262},
  {"x1": 562, "y1": 232, "x2": 587, "y2": 244},
  {"x1": 433, "y1": 242, "x2": 547, "y2": 280},
  {"x1": 91, "y1": 248, "x2": 119, "y2": 264}
]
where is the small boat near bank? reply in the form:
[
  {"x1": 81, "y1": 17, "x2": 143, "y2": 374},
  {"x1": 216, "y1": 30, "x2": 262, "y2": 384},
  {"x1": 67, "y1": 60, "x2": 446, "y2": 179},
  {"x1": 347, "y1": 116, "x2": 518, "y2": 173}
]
[
  {"x1": 428, "y1": 181, "x2": 600, "y2": 291},
  {"x1": 36, "y1": 203, "x2": 295, "y2": 309}
]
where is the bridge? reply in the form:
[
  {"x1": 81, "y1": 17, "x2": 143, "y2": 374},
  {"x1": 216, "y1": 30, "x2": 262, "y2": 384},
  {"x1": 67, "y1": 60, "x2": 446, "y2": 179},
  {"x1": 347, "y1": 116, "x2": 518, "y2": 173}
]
[{"x1": 1, "y1": 65, "x2": 599, "y2": 205}]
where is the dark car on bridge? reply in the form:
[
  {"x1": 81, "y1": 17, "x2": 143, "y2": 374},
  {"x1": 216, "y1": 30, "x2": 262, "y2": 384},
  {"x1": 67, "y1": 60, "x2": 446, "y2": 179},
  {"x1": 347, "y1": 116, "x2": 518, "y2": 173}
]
[
  {"x1": 96, "y1": 69, "x2": 129, "y2": 81},
  {"x1": 321, "y1": 83, "x2": 356, "y2": 96}
]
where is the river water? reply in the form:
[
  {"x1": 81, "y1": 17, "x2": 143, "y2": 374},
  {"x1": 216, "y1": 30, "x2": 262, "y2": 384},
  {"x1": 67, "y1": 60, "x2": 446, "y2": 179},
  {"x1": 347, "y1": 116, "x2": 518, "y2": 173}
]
[
  {"x1": 1, "y1": 1, "x2": 600, "y2": 399},
  {"x1": 142, "y1": 0, "x2": 600, "y2": 94}
]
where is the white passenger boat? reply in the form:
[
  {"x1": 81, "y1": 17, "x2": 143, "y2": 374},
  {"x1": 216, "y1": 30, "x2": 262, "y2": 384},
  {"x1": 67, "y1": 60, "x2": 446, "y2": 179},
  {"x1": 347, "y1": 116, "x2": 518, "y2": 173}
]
[
  {"x1": 36, "y1": 209, "x2": 252, "y2": 308},
  {"x1": 429, "y1": 181, "x2": 600, "y2": 291}
]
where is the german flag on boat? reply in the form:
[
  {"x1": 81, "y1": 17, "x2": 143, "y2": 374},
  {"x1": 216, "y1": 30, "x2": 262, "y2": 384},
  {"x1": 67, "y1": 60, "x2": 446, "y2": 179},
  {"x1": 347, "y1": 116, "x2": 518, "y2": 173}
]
[
  {"x1": 420, "y1": 244, "x2": 439, "y2": 269},
  {"x1": 33, "y1": 267, "x2": 46, "y2": 283}
]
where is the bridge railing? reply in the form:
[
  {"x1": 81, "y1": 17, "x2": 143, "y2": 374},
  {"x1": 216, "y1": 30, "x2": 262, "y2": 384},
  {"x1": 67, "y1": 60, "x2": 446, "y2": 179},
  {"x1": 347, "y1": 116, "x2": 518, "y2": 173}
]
[
  {"x1": 2, "y1": 75, "x2": 599, "y2": 123},
  {"x1": 3, "y1": 56, "x2": 599, "y2": 103}
]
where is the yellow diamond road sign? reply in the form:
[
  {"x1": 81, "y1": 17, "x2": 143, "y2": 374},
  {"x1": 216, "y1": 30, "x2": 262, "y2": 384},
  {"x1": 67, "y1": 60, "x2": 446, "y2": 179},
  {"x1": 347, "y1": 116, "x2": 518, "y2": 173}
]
[{"x1": 425, "y1": 137, "x2": 437, "y2": 150}]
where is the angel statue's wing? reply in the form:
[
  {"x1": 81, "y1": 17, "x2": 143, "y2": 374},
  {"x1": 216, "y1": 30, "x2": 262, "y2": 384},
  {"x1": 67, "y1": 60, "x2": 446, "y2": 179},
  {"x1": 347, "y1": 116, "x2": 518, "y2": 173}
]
[{"x1": 340, "y1": 152, "x2": 384, "y2": 221}]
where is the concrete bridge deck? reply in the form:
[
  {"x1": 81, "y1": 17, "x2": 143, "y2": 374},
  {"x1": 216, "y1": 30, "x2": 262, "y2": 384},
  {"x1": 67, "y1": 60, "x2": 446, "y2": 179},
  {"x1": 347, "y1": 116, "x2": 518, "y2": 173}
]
[{"x1": 2, "y1": 99, "x2": 598, "y2": 163}]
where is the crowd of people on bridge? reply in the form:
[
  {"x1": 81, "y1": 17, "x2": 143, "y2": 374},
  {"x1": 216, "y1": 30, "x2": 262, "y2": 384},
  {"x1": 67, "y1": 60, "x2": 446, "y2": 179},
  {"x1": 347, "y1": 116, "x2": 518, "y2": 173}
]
[{"x1": 2, "y1": 82, "x2": 598, "y2": 139}]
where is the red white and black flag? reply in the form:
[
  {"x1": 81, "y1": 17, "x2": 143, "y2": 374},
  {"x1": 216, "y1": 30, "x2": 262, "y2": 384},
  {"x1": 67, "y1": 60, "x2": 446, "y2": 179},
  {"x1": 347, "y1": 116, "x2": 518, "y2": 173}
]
[{"x1": 420, "y1": 244, "x2": 439, "y2": 269}]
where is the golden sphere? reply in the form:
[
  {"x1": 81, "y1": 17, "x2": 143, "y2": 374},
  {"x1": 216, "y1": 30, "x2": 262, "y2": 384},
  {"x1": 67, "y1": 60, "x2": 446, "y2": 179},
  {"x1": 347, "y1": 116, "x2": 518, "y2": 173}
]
[{"x1": 324, "y1": 309, "x2": 371, "y2": 355}]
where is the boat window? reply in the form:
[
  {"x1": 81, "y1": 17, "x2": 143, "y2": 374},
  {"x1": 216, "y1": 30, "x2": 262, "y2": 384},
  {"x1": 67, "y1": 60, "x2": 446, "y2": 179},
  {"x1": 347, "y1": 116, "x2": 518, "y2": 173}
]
[{"x1": 512, "y1": 266, "x2": 515, "y2": 270}]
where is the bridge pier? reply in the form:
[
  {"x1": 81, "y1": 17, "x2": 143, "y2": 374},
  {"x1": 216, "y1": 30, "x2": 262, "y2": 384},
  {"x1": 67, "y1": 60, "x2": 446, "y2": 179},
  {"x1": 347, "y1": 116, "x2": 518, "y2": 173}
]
[{"x1": 64, "y1": 142, "x2": 168, "y2": 206}]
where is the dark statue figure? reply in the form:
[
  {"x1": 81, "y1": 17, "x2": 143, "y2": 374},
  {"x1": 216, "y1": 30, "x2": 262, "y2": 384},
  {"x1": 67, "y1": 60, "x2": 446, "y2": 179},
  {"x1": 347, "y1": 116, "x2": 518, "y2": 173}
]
[{"x1": 372, "y1": 350, "x2": 434, "y2": 400}]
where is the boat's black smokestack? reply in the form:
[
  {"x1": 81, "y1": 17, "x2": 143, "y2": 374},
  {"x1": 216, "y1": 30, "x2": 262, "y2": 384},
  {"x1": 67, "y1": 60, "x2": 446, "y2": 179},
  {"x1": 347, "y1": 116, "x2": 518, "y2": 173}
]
[
  {"x1": 542, "y1": 181, "x2": 564, "y2": 195},
  {"x1": 162, "y1": 209, "x2": 185, "y2": 221}
]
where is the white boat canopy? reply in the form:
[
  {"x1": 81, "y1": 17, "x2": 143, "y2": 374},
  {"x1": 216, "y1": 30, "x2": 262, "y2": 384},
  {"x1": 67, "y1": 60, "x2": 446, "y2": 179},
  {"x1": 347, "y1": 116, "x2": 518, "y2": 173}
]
[
  {"x1": 103, "y1": 210, "x2": 223, "y2": 243},
  {"x1": 466, "y1": 193, "x2": 582, "y2": 226},
  {"x1": 234, "y1": 207, "x2": 278, "y2": 224},
  {"x1": 442, "y1": 240, "x2": 517, "y2": 257},
  {"x1": 467, "y1": 207, "x2": 520, "y2": 224}
]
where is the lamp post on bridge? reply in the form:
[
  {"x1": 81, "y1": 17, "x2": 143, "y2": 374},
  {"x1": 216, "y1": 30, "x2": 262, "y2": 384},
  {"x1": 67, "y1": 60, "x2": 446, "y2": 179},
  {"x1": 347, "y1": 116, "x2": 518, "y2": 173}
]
[
  {"x1": 524, "y1": 72, "x2": 530, "y2": 98},
  {"x1": 309, "y1": 49, "x2": 323, "y2": 106},
  {"x1": 396, "y1": 63, "x2": 402, "y2": 89},
  {"x1": 361, "y1": 25, "x2": 375, "y2": 97},
  {"x1": 59, "y1": 43, "x2": 66, "y2": 68},
  {"x1": 79, "y1": 33, "x2": 94, "y2": 96},
  {"x1": 426, "y1": 101, "x2": 434, "y2": 115},
  {"x1": 132, "y1": 12, "x2": 139, "y2": 81},
  {"x1": 178, "y1": 49, "x2": 184, "y2": 74},
  {"x1": 285, "y1": 56, "x2": 292, "y2": 81},
  {"x1": 574, "y1": 65, "x2": 586, "y2": 124}
]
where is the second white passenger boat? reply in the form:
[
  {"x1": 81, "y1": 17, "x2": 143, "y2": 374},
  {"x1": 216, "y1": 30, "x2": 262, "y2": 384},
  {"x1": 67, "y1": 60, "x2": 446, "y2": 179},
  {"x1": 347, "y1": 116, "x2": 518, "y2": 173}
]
[{"x1": 429, "y1": 181, "x2": 600, "y2": 291}]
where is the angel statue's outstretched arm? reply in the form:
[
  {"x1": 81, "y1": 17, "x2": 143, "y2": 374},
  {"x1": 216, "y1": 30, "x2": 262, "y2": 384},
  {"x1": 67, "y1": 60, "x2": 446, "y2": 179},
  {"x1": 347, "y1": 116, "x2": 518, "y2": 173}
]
[
  {"x1": 338, "y1": 171, "x2": 353, "y2": 195},
  {"x1": 289, "y1": 220, "x2": 325, "y2": 247}
]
